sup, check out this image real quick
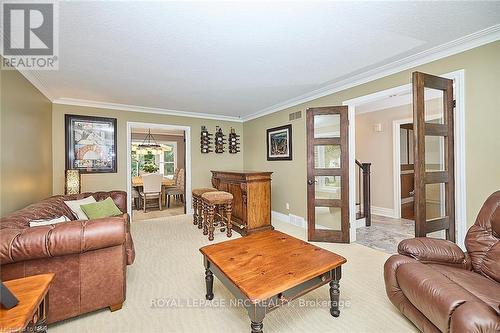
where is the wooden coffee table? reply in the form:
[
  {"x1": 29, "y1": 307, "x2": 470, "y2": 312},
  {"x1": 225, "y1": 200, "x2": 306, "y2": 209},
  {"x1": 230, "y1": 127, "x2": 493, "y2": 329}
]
[{"x1": 199, "y1": 230, "x2": 347, "y2": 333}]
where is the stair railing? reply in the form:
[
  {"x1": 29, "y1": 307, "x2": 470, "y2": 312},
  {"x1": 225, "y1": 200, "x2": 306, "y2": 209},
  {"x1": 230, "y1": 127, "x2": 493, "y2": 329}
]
[{"x1": 355, "y1": 160, "x2": 372, "y2": 226}]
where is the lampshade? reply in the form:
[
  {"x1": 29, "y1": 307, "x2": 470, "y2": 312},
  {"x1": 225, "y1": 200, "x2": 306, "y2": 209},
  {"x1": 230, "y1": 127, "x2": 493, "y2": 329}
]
[{"x1": 65, "y1": 169, "x2": 81, "y2": 195}]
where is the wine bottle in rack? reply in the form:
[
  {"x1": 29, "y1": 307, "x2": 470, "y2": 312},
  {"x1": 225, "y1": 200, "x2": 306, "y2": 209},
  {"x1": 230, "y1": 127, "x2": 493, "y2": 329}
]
[
  {"x1": 200, "y1": 126, "x2": 213, "y2": 153},
  {"x1": 215, "y1": 126, "x2": 226, "y2": 153},
  {"x1": 228, "y1": 127, "x2": 240, "y2": 154}
]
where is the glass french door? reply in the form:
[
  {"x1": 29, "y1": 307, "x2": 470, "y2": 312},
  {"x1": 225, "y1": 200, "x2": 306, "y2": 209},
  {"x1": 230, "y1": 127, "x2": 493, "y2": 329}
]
[
  {"x1": 306, "y1": 106, "x2": 349, "y2": 243},
  {"x1": 412, "y1": 72, "x2": 455, "y2": 241}
]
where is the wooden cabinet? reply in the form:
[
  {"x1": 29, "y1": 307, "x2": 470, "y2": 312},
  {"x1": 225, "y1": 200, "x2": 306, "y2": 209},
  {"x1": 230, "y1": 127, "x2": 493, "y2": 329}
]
[{"x1": 211, "y1": 170, "x2": 273, "y2": 235}]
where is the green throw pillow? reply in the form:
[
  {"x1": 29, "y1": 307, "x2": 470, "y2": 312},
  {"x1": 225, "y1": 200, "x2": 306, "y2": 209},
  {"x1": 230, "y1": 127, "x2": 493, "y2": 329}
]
[{"x1": 80, "y1": 197, "x2": 122, "y2": 219}]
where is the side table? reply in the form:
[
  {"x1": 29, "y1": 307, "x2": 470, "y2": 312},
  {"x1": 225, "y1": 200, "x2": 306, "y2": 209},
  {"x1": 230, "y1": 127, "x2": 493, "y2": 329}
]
[{"x1": 0, "y1": 273, "x2": 54, "y2": 333}]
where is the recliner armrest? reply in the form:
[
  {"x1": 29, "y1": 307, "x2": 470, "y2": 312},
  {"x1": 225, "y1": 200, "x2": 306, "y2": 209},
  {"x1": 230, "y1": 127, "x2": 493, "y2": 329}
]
[
  {"x1": 0, "y1": 217, "x2": 126, "y2": 265},
  {"x1": 398, "y1": 237, "x2": 470, "y2": 269}
]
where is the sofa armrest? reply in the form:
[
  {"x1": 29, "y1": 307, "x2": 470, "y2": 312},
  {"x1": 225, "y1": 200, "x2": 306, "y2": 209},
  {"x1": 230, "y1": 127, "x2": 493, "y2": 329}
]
[
  {"x1": 450, "y1": 301, "x2": 500, "y2": 332},
  {"x1": 398, "y1": 237, "x2": 469, "y2": 268},
  {"x1": 0, "y1": 217, "x2": 126, "y2": 265}
]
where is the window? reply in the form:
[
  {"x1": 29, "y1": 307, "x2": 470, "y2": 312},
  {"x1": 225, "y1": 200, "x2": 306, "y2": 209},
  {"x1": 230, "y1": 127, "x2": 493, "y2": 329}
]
[
  {"x1": 131, "y1": 141, "x2": 177, "y2": 178},
  {"x1": 159, "y1": 142, "x2": 177, "y2": 178},
  {"x1": 314, "y1": 145, "x2": 341, "y2": 192}
]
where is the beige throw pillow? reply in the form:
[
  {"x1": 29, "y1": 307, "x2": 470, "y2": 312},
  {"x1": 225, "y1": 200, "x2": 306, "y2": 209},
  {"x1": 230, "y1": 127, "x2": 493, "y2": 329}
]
[{"x1": 64, "y1": 196, "x2": 96, "y2": 220}]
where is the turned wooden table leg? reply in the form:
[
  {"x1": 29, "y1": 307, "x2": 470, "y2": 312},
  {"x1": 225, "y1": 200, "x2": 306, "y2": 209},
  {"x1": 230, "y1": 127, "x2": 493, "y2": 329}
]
[
  {"x1": 250, "y1": 321, "x2": 263, "y2": 333},
  {"x1": 247, "y1": 303, "x2": 266, "y2": 333},
  {"x1": 226, "y1": 203, "x2": 232, "y2": 238},
  {"x1": 205, "y1": 269, "x2": 214, "y2": 300},
  {"x1": 208, "y1": 204, "x2": 215, "y2": 241},
  {"x1": 203, "y1": 201, "x2": 209, "y2": 235},
  {"x1": 329, "y1": 266, "x2": 342, "y2": 317},
  {"x1": 219, "y1": 205, "x2": 226, "y2": 232},
  {"x1": 192, "y1": 196, "x2": 198, "y2": 225},
  {"x1": 196, "y1": 198, "x2": 205, "y2": 229}
]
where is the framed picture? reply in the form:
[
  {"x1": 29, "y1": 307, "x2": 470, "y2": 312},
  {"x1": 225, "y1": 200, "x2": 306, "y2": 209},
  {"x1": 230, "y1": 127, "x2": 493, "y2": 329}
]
[
  {"x1": 65, "y1": 114, "x2": 117, "y2": 173},
  {"x1": 266, "y1": 124, "x2": 292, "y2": 161}
]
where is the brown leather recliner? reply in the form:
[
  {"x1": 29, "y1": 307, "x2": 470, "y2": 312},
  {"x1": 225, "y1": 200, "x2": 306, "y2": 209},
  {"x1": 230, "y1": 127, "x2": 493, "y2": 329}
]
[
  {"x1": 384, "y1": 191, "x2": 500, "y2": 332},
  {"x1": 0, "y1": 191, "x2": 135, "y2": 324}
]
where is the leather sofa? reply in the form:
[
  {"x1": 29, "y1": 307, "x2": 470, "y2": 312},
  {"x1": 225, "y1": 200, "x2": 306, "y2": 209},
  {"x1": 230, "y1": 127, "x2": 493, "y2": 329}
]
[
  {"x1": 0, "y1": 191, "x2": 135, "y2": 324},
  {"x1": 384, "y1": 191, "x2": 500, "y2": 332}
]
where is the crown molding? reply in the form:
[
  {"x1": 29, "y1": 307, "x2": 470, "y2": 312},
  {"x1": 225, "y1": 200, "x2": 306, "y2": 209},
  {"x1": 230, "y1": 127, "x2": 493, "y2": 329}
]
[
  {"x1": 16, "y1": 68, "x2": 55, "y2": 101},
  {"x1": 241, "y1": 24, "x2": 500, "y2": 122},
  {"x1": 52, "y1": 98, "x2": 244, "y2": 122}
]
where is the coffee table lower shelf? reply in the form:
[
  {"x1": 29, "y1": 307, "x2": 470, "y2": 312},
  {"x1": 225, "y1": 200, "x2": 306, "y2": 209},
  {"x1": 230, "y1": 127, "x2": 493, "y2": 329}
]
[{"x1": 203, "y1": 256, "x2": 342, "y2": 333}]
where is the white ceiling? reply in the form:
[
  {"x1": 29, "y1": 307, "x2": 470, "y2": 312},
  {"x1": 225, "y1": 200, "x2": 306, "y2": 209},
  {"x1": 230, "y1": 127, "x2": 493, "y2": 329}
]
[{"x1": 21, "y1": 1, "x2": 500, "y2": 119}]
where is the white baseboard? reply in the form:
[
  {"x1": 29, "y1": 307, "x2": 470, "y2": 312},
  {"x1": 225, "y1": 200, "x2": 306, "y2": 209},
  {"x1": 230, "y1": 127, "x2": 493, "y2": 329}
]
[
  {"x1": 272, "y1": 211, "x2": 306, "y2": 228},
  {"x1": 353, "y1": 217, "x2": 366, "y2": 228},
  {"x1": 371, "y1": 206, "x2": 398, "y2": 218}
]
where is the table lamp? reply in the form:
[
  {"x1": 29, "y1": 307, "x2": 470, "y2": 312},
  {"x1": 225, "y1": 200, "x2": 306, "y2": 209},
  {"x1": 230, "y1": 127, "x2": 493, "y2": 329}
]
[{"x1": 65, "y1": 169, "x2": 81, "y2": 195}]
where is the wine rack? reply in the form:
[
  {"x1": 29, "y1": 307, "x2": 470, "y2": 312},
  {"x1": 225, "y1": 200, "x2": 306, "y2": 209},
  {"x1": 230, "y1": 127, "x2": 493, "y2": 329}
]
[
  {"x1": 228, "y1": 128, "x2": 240, "y2": 154},
  {"x1": 200, "y1": 126, "x2": 213, "y2": 153},
  {"x1": 214, "y1": 126, "x2": 226, "y2": 153}
]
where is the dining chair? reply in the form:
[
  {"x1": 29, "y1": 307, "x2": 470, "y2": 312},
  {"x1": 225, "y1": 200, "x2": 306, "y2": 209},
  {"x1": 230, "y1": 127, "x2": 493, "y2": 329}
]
[
  {"x1": 165, "y1": 168, "x2": 185, "y2": 208},
  {"x1": 140, "y1": 173, "x2": 163, "y2": 212},
  {"x1": 131, "y1": 187, "x2": 140, "y2": 209},
  {"x1": 172, "y1": 168, "x2": 180, "y2": 184}
]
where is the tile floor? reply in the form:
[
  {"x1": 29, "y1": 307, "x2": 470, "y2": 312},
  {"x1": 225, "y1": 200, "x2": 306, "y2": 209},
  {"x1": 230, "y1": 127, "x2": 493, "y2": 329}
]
[{"x1": 355, "y1": 215, "x2": 445, "y2": 253}]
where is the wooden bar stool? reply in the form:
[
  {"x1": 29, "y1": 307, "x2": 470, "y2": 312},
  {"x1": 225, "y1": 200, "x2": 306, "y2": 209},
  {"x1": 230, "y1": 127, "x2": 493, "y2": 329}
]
[
  {"x1": 201, "y1": 191, "x2": 233, "y2": 241},
  {"x1": 192, "y1": 188, "x2": 217, "y2": 228}
]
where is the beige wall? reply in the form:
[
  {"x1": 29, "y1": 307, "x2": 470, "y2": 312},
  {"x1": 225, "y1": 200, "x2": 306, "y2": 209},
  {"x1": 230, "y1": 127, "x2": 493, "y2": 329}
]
[
  {"x1": 355, "y1": 100, "x2": 442, "y2": 210},
  {"x1": 52, "y1": 104, "x2": 244, "y2": 194},
  {"x1": 0, "y1": 67, "x2": 53, "y2": 217},
  {"x1": 243, "y1": 41, "x2": 500, "y2": 227}
]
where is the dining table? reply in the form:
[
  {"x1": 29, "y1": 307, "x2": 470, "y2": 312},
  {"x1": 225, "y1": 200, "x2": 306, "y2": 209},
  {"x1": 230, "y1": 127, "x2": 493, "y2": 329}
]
[
  {"x1": 131, "y1": 176, "x2": 176, "y2": 207},
  {"x1": 131, "y1": 176, "x2": 175, "y2": 188}
]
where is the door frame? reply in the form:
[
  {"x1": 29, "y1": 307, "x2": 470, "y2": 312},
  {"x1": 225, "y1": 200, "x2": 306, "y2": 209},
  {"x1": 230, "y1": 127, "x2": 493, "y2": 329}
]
[
  {"x1": 342, "y1": 69, "x2": 466, "y2": 249},
  {"x1": 126, "y1": 121, "x2": 192, "y2": 216}
]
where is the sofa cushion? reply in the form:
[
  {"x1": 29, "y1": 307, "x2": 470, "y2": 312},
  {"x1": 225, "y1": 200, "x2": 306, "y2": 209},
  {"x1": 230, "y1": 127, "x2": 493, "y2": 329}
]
[
  {"x1": 429, "y1": 264, "x2": 500, "y2": 315},
  {"x1": 81, "y1": 197, "x2": 122, "y2": 220},
  {"x1": 397, "y1": 262, "x2": 483, "y2": 332},
  {"x1": 64, "y1": 196, "x2": 96, "y2": 220}
]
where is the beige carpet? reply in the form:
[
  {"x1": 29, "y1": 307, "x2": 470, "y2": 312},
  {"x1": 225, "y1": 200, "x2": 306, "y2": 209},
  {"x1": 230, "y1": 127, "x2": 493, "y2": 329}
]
[{"x1": 50, "y1": 215, "x2": 418, "y2": 333}]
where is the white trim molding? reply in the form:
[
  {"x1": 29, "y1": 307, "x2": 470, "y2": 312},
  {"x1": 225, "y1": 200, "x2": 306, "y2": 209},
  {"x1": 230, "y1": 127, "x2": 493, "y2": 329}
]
[
  {"x1": 353, "y1": 217, "x2": 366, "y2": 229},
  {"x1": 344, "y1": 69, "x2": 467, "y2": 250},
  {"x1": 271, "y1": 211, "x2": 306, "y2": 228},
  {"x1": 243, "y1": 25, "x2": 499, "y2": 122},
  {"x1": 371, "y1": 206, "x2": 398, "y2": 219},
  {"x1": 126, "y1": 122, "x2": 193, "y2": 218},
  {"x1": 54, "y1": 98, "x2": 243, "y2": 122}
]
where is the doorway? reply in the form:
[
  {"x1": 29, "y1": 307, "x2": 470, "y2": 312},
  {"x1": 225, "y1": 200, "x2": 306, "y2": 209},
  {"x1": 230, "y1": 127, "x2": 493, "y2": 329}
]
[
  {"x1": 399, "y1": 122, "x2": 415, "y2": 220},
  {"x1": 306, "y1": 106, "x2": 350, "y2": 243},
  {"x1": 126, "y1": 122, "x2": 192, "y2": 221},
  {"x1": 343, "y1": 70, "x2": 466, "y2": 251}
]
